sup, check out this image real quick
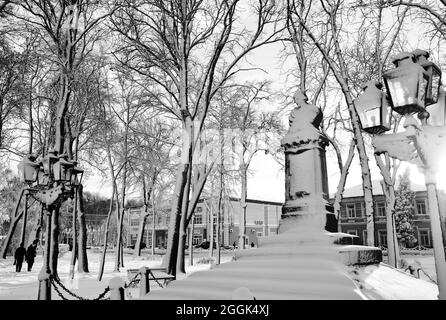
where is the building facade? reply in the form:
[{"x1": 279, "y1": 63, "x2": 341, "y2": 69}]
[
  {"x1": 125, "y1": 197, "x2": 283, "y2": 249},
  {"x1": 334, "y1": 181, "x2": 438, "y2": 248}
]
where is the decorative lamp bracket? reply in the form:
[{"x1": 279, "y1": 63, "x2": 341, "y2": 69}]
[
  {"x1": 33, "y1": 185, "x2": 65, "y2": 209},
  {"x1": 372, "y1": 132, "x2": 421, "y2": 166}
]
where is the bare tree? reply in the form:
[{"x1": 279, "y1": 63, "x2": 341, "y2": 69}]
[{"x1": 111, "y1": 0, "x2": 282, "y2": 276}]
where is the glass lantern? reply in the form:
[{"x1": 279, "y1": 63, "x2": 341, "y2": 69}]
[
  {"x1": 383, "y1": 52, "x2": 429, "y2": 115},
  {"x1": 17, "y1": 155, "x2": 40, "y2": 183},
  {"x1": 70, "y1": 167, "x2": 84, "y2": 186},
  {"x1": 412, "y1": 49, "x2": 442, "y2": 106},
  {"x1": 41, "y1": 150, "x2": 58, "y2": 176},
  {"x1": 36, "y1": 167, "x2": 49, "y2": 186},
  {"x1": 53, "y1": 155, "x2": 75, "y2": 182},
  {"x1": 354, "y1": 81, "x2": 391, "y2": 134}
]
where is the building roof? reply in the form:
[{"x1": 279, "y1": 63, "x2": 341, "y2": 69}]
[{"x1": 330, "y1": 180, "x2": 426, "y2": 198}]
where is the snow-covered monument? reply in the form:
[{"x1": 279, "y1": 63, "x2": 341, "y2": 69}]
[{"x1": 280, "y1": 90, "x2": 337, "y2": 232}]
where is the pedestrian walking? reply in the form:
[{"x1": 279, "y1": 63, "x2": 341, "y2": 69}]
[
  {"x1": 13, "y1": 243, "x2": 27, "y2": 272},
  {"x1": 26, "y1": 240, "x2": 38, "y2": 271}
]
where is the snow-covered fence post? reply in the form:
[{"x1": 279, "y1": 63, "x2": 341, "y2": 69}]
[
  {"x1": 139, "y1": 266, "x2": 150, "y2": 296},
  {"x1": 108, "y1": 277, "x2": 125, "y2": 300}
]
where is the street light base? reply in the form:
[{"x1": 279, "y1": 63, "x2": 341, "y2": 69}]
[{"x1": 37, "y1": 269, "x2": 51, "y2": 300}]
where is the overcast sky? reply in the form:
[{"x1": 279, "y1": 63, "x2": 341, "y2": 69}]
[{"x1": 83, "y1": 20, "x2": 446, "y2": 203}]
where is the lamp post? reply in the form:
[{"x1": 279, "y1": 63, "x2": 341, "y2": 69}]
[
  {"x1": 354, "y1": 50, "x2": 446, "y2": 300},
  {"x1": 17, "y1": 149, "x2": 84, "y2": 300}
]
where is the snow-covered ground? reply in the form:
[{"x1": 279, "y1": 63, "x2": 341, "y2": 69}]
[
  {"x1": 0, "y1": 238, "x2": 439, "y2": 300},
  {"x1": 352, "y1": 263, "x2": 438, "y2": 300},
  {"x1": 0, "y1": 248, "x2": 235, "y2": 300}
]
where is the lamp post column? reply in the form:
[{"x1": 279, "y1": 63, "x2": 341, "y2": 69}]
[
  {"x1": 38, "y1": 209, "x2": 52, "y2": 300},
  {"x1": 424, "y1": 169, "x2": 446, "y2": 300},
  {"x1": 407, "y1": 113, "x2": 446, "y2": 300}
]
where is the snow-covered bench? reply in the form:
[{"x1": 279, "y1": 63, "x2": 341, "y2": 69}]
[{"x1": 126, "y1": 267, "x2": 175, "y2": 289}]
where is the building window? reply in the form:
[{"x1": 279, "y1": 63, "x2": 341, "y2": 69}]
[
  {"x1": 194, "y1": 214, "x2": 203, "y2": 225},
  {"x1": 193, "y1": 234, "x2": 202, "y2": 245},
  {"x1": 347, "y1": 230, "x2": 357, "y2": 236},
  {"x1": 355, "y1": 202, "x2": 363, "y2": 217},
  {"x1": 347, "y1": 204, "x2": 355, "y2": 218},
  {"x1": 378, "y1": 230, "x2": 387, "y2": 247},
  {"x1": 416, "y1": 200, "x2": 427, "y2": 215},
  {"x1": 196, "y1": 206, "x2": 203, "y2": 212},
  {"x1": 157, "y1": 216, "x2": 163, "y2": 224},
  {"x1": 419, "y1": 229, "x2": 431, "y2": 247},
  {"x1": 376, "y1": 202, "x2": 386, "y2": 217},
  {"x1": 257, "y1": 232, "x2": 263, "y2": 237},
  {"x1": 130, "y1": 218, "x2": 139, "y2": 227},
  {"x1": 270, "y1": 228, "x2": 277, "y2": 234}
]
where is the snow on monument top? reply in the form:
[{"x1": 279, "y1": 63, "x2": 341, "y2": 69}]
[{"x1": 281, "y1": 90, "x2": 325, "y2": 149}]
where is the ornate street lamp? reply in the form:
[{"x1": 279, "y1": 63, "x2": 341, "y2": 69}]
[
  {"x1": 53, "y1": 155, "x2": 75, "y2": 182},
  {"x1": 383, "y1": 52, "x2": 429, "y2": 115},
  {"x1": 412, "y1": 49, "x2": 442, "y2": 106},
  {"x1": 362, "y1": 49, "x2": 446, "y2": 300},
  {"x1": 18, "y1": 155, "x2": 41, "y2": 184},
  {"x1": 354, "y1": 81, "x2": 392, "y2": 134}
]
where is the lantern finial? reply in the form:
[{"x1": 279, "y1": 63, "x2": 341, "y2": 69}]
[
  {"x1": 391, "y1": 52, "x2": 414, "y2": 66},
  {"x1": 412, "y1": 49, "x2": 430, "y2": 60}
]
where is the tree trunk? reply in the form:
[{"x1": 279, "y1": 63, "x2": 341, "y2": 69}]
[
  {"x1": 333, "y1": 141, "x2": 355, "y2": 229},
  {"x1": 376, "y1": 153, "x2": 400, "y2": 268},
  {"x1": 216, "y1": 195, "x2": 221, "y2": 265},
  {"x1": 19, "y1": 193, "x2": 28, "y2": 246},
  {"x1": 189, "y1": 217, "x2": 194, "y2": 266},
  {"x1": 1, "y1": 188, "x2": 25, "y2": 258},
  {"x1": 98, "y1": 184, "x2": 116, "y2": 281},
  {"x1": 239, "y1": 166, "x2": 247, "y2": 249},
  {"x1": 176, "y1": 163, "x2": 192, "y2": 275},
  {"x1": 76, "y1": 185, "x2": 89, "y2": 273},
  {"x1": 216, "y1": 122, "x2": 224, "y2": 263},
  {"x1": 151, "y1": 196, "x2": 156, "y2": 256},
  {"x1": 163, "y1": 118, "x2": 193, "y2": 276},
  {"x1": 134, "y1": 212, "x2": 148, "y2": 257},
  {"x1": 49, "y1": 207, "x2": 59, "y2": 276},
  {"x1": 69, "y1": 193, "x2": 77, "y2": 279},
  {"x1": 115, "y1": 96, "x2": 131, "y2": 271},
  {"x1": 209, "y1": 200, "x2": 214, "y2": 259},
  {"x1": 381, "y1": 180, "x2": 400, "y2": 267},
  {"x1": 115, "y1": 206, "x2": 126, "y2": 271}
]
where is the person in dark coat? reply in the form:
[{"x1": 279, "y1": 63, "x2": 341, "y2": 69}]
[
  {"x1": 13, "y1": 243, "x2": 27, "y2": 272},
  {"x1": 26, "y1": 240, "x2": 38, "y2": 271}
]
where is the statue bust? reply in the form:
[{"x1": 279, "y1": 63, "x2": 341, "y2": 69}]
[{"x1": 281, "y1": 90, "x2": 324, "y2": 151}]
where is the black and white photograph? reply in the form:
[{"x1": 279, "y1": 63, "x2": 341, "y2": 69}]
[{"x1": 0, "y1": 0, "x2": 445, "y2": 305}]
